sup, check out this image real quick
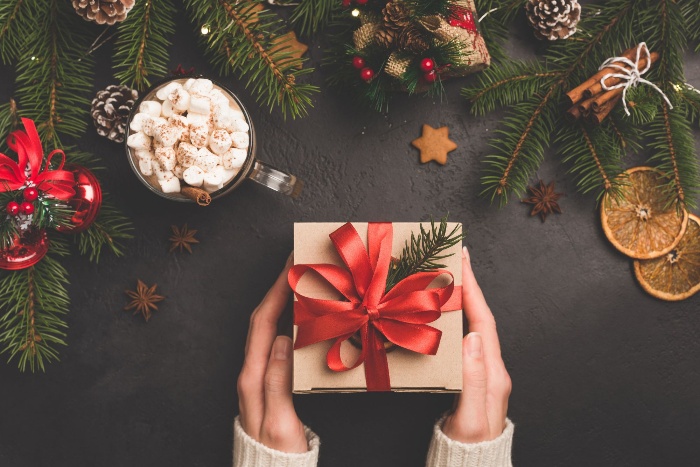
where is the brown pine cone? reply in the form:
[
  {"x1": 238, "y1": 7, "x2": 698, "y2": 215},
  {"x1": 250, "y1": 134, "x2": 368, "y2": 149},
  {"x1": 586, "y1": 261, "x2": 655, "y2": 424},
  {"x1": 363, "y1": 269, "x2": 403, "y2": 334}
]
[
  {"x1": 397, "y1": 26, "x2": 429, "y2": 54},
  {"x1": 72, "y1": 0, "x2": 136, "y2": 25},
  {"x1": 382, "y1": 1, "x2": 411, "y2": 31},
  {"x1": 91, "y1": 85, "x2": 138, "y2": 143},
  {"x1": 375, "y1": 28, "x2": 397, "y2": 49},
  {"x1": 525, "y1": 0, "x2": 581, "y2": 41}
]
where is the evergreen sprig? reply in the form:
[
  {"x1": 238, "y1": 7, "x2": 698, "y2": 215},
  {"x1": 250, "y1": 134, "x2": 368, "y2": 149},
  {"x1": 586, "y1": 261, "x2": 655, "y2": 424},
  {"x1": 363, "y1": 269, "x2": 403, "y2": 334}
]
[
  {"x1": 183, "y1": 0, "x2": 318, "y2": 119},
  {"x1": 0, "y1": 0, "x2": 30, "y2": 64},
  {"x1": 290, "y1": 0, "x2": 338, "y2": 36},
  {"x1": 113, "y1": 0, "x2": 177, "y2": 91},
  {"x1": 385, "y1": 216, "x2": 464, "y2": 292},
  {"x1": 76, "y1": 197, "x2": 133, "y2": 263},
  {"x1": 0, "y1": 236, "x2": 70, "y2": 372}
]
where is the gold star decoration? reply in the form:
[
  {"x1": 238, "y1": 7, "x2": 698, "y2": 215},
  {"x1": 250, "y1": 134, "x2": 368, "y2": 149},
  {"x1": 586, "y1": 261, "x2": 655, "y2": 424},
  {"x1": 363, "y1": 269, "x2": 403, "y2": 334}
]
[
  {"x1": 521, "y1": 180, "x2": 563, "y2": 222},
  {"x1": 124, "y1": 280, "x2": 165, "y2": 322},
  {"x1": 169, "y1": 224, "x2": 199, "y2": 253},
  {"x1": 411, "y1": 124, "x2": 458, "y2": 165},
  {"x1": 273, "y1": 31, "x2": 308, "y2": 65}
]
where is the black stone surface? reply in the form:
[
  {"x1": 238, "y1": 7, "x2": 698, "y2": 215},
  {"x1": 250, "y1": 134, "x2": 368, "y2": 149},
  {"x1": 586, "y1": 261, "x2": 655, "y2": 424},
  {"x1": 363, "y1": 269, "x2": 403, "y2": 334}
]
[{"x1": 1, "y1": 6, "x2": 700, "y2": 467}]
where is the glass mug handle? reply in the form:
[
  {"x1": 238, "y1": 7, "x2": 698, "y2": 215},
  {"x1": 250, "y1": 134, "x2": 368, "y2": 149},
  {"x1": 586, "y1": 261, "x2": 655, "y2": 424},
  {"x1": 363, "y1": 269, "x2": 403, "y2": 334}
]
[{"x1": 248, "y1": 160, "x2": 303, "y2": 198}]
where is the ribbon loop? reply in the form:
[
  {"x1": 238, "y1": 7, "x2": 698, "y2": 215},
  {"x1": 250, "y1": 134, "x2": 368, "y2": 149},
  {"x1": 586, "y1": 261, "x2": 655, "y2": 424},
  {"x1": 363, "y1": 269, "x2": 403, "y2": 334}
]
[
  {"x1": 289, "y1": 222, "x2": 461, "y2": 391},
  {"x1": 599, "y1": 42, "x2": 673, "y2": 116}
]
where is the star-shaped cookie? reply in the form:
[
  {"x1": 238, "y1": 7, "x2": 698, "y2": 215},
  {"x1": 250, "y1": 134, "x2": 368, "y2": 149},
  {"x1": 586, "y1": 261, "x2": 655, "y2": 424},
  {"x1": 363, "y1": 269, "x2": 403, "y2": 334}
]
[
  {"x1": 411, "y1": 124, "x2": 457, "y2": 165},
  {"x1": 273, "y1": 31, "x2": 308, "y2": 65}
]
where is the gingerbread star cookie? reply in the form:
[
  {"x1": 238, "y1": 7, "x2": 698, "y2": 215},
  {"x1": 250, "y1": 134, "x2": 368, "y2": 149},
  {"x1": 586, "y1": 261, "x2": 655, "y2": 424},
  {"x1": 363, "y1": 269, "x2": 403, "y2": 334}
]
[
  {"x1": 411, "y1": 124, "x2": 457, "y2": 165},
  {"x1": 273, "y1": 32, "x2": 308, "y2": 65}
]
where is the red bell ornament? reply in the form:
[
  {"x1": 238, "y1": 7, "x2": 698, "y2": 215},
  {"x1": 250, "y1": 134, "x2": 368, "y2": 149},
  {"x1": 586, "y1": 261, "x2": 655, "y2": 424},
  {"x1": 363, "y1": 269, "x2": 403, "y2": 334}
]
[
  {"x1": 0, "y1": 228, "x2": 49, "y2": 270},
  {"x1": 56, "y1": 164, "x2": 102, "y2": 233}
]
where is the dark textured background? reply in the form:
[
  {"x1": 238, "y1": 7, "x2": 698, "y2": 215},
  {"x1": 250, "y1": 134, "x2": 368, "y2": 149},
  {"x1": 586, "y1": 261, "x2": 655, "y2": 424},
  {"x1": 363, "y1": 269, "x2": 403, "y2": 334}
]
[{"x1": 1, "y1": 5, "x2": 700, "y2": 467}]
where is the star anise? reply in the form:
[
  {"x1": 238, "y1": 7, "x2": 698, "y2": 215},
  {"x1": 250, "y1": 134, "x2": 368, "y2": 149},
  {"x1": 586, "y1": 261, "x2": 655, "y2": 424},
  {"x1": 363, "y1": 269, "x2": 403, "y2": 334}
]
[
  {"x1": 521, "y1": 180, "x2": 563, "y2": 222},
  {"x1": 169, "y1": 224, "x2": 199, "y2": 253},
  {"x1": 124, "y1": 280, "x2": 165, "y2": 322}
]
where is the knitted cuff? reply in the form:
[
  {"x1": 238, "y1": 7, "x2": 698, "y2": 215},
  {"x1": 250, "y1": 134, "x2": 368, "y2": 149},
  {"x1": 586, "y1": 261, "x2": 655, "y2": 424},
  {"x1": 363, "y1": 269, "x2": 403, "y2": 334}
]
[
  {"x1": 233, "y1": 416, "x2": 320, "y2": 467},
  {"x1": 426, "y1": 416, "x2": 514, "y2": 467}
]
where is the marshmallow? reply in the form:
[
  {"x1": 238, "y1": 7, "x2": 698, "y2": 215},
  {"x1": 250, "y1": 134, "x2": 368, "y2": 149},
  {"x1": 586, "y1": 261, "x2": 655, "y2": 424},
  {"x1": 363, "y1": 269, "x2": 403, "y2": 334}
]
[
  {"x1": 230, "y1": 108, "x2": 245, "y2": 121},
  {"x1": 134, "y1": 149, "x2": 154, "y2": 161},
  {"x1": 139, "y1": 100, "x2": 162, "y2": 118},
  {"x1": 155, "y1": 147, "x2": 176, "y2": 171},
  {"x1": 154, "y1": 164, "x2": 174, "y2": 182},
  {"x1": 203, "y1": 171, "x2": 223, "y2": 192},
  {"x1": 209, "y1": 130, "x2": 232, "y2": 155},
  {"x1": 186, "y1": 112, "x2": 209, "y2": 126},
  {"x1": 159, "y1": 176, "x2": 181, "y2": 194},
  {"x1": 183, "y1": 78, "x2": 196, "y2": 90},
  {"x1": 161, "y1": 99, "x2": 175, "y2": 118},
  {"x1": 138, "y1": 157, "x2": 154, "y2": 176},
  {"x1": 189, "y1": 95, "x2": 211, "y2": 115},
  {"x1": 230, "y1": 131, "x2": 249, "y2": 149},
  {"x1": 154, "y1": 123, "x2": 179, "y2": 147},
  {"x1": 189, "y1": 123, "x2": 209, "y2": 148},
  {"x1": 208, "y1": 88, "x2": 229, "y2": 108},
  {"x1": 189, "y1": 78, "x2": 213, "y2": 96},
  {"x1": 197, "y1": 147, "x2": 220, "y2": 171},
  {"x1": 213, "y1": 109, "x2": 234, "y2": 130},
  {"x1": 129, "y1": 112, "x2": 147, "y2": 132},
  {"x1": 222, "y1": 148, "x2": 247, "y2": 170},
  {"x1": 169, "y1": 87, "x2": 191, "y2": 112},
  {"x1": 221, "y1": 166, "x2": 240, "y2": 184},
  {"x1": 127, "y1": 132, "x2": 151, "y2": 150},
  {"x1": 173, "y1": 164, "x2": 185, "y2": 179},
  {"x1": 142, "y1": 116, "x2": 166, "y2": 137},
  {"x1": 229, "y1": 118, "x2": 249, "y2": 133},
  {"x1": 176, "y1": 142, "x2": 199, "y2": 167},
  {"x1": 183, "y1": 166, "x2": 205, "y2": 187},
  {"x1": 156, "y1": 81, "x2": 182, "y2": 100}
]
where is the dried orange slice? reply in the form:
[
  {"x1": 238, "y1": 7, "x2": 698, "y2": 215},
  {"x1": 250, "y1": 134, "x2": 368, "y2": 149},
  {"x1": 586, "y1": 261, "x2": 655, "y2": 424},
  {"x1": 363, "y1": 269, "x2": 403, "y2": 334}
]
[
  {"x1": 601, "y1": 167, "x2": 688, "y2": 259},
  {"x1": 634, "y1": 214, "x2": 700, "y2": 301}
]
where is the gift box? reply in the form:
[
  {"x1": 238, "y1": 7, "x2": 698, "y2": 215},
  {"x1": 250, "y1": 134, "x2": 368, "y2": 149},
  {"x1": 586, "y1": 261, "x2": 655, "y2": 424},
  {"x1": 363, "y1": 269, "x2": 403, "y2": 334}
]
[{"x1": 290, "y1": 222, "x2": 463, "y2": 393}]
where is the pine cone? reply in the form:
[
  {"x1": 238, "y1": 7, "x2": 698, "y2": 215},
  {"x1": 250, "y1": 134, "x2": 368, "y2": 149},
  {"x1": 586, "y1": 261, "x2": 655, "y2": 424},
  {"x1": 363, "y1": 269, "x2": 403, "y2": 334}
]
[
  {"x1": 397, "y1": 26, "x2": 429, "y2": 54},
  {"x1": 382, "y1": 1, "x2": 411, "y2": 31},
  {"x1": 525, "y1": 0, "x2": 581, "y2": 40},
  {"x1": 91, "y1": 85, "x2": 138, "y2": 143},
  {"x1": 72, "y1": 0, "x2": 135, "y2": 25},
  {"x1": 375, "y1": 28, "x2": 397, "y2": 49}
]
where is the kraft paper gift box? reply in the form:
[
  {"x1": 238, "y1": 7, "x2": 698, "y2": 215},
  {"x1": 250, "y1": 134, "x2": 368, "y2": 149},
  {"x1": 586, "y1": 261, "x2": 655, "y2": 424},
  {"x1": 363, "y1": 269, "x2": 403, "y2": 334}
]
[{"x1": 290, "y1": 222, "x2": 463, "y2": 393}]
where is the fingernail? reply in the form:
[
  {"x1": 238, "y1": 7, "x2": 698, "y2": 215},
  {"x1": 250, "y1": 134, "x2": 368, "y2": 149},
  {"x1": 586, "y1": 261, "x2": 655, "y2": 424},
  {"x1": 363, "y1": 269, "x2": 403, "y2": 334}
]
[
  {"x1": 273, "y1": 337, "x2": 291, "y2": 360},
  {"x1": 466, "y1": 332, "x2": 482, "y2": 358},
  {"x1": 462, "y1": 246, "x2": 469, "y2": 262}
]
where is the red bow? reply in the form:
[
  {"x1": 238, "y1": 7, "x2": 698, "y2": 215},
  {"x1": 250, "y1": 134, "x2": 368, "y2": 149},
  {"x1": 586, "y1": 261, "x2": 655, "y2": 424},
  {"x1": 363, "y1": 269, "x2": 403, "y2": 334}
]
[
  {"x1": 0, "y1": 118, "x2": 76, "y2": 200},
  {"x1": 289, "y1": 222, "x2": 461, "y2": 392}
]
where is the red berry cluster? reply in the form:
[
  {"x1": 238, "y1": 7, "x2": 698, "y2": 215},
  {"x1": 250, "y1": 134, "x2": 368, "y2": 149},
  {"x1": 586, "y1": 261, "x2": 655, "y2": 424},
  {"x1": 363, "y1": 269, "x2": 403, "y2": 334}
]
[
  {"x1": 353, "y1": 56, "x2": 375, "y2": 82},
  {"x1": 449, "y1": 8, "x2": 476, "y2": 31},
  {"x1": 420, "y1": 58, "x2": 438, "y2": 83},
  {"x1": 6, "y1": 187, "x2": 38, "y2": 217},
  {"x1": 342, "y1": 0, "x2": 367, "y2": 7}
]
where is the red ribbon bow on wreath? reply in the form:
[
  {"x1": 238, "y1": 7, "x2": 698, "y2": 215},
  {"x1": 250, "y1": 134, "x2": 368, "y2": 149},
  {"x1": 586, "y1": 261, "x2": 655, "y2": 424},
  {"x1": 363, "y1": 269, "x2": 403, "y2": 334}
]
[
  {"x1": 289, "y1": 222, "x2": 461, "y2": 392},
  {"x1": 0, "y1": 118, "x2": 75, "y2": 201}
]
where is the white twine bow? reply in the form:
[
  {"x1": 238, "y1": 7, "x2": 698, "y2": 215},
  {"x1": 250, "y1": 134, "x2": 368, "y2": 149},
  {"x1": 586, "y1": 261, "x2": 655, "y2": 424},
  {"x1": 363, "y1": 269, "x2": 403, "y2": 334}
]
[{"x1": 598, "y1": 42, "x2": 673, "y2": 116}]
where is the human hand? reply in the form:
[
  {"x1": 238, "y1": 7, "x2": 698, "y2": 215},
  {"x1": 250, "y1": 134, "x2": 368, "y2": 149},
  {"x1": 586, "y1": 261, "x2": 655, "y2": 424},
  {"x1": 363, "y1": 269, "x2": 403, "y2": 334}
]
[
  {"x1": 442, "y1": 246, "x2": 512, "y2": 443},
  {"x1": 237, "y1": 254, "x2": 308, "y2": 453}
]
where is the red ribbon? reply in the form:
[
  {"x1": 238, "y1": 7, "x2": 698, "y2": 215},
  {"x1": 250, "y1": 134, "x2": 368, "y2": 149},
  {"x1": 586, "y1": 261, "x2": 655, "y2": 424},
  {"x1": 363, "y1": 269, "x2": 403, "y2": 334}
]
[
  {"x1": 0, "y1": 118, "x2": 76, "y2": 200},
  {"x1": 289, "y1": 222, "x2": 461, "y2": 392}
]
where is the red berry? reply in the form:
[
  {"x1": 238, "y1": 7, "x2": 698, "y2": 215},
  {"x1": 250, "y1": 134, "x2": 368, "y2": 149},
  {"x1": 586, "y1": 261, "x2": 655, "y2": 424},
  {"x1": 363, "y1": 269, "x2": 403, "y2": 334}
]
[
  {"x1": 342, "y1": 0, "x2": 351, "y2": 7},
  {"x1": 352, "y1": 56, "x2": 366, "y2": 69},
  {"x1": 6, "y1": 201, "x2": 19, "y2": 216},
  {"x1": 360, "y1": 67, "x2": 375, "y2": 82},
  {"x1": 24, "y1": 187, "x2": 39, "y2": 201},
  {"x1": 420, "y1": 58, "x2": 435, "y2": 73},
  {"x1": 423, "y1": 70, "x2": 438, "y2": 83},
  {"x1": 20, "y1": 201, "x2": 34, "y2": 215},
  {"x1": 356, "y1": 0, "x2": 368, "y2": 4}
]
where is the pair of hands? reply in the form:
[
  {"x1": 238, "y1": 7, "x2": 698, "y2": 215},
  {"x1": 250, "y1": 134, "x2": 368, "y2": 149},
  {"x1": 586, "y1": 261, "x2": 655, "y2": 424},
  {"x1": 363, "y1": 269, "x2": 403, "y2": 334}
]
[{"x1": 237, "y1": 247, "x2": 511, "y2": 452}]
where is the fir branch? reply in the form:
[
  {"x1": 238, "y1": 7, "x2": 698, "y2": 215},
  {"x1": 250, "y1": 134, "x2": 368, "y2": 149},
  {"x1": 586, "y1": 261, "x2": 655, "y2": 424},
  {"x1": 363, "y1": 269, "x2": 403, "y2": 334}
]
[
  {"x1": 0, "y1": 0, "x2": 29, "y2": 63},
  {"x1": 32, "y1": 197, "x2": 74, "y2": 231},
  {"x1": 680, "y1": 83, "x2": 700, "y2": 127},
  {"x1": 75, "y1": 197, "x2": 133, "y2": 262},
  {"x1": 183, "y1": 0, "x2": 318, "y2": 119},
  {"x1": 113, "y1": 0, "x2": 176, "y2": 91},
  {"x1": 385, "y1": 216, "x2": 464, "y2": 292},
  {"x1": 0, "y1": 246, "x2": 70, "y2": 372},
  {"x1": 290, "y1": 0, "x2": 338, "y2": 36},
  {"x1": 14, "y1": 0, "x2": 94, "y2": 147},
  {"x1": 474, "y1": 0, "x2": 526, "y2": 62}
]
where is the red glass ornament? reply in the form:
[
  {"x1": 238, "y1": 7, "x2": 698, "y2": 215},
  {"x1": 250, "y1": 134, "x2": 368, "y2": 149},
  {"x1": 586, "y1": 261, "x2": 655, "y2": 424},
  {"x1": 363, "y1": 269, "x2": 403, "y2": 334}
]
[
  {"x1": 56, "y1": 164, "x2": 102, "y2": 233},
  {"x1": 20, "y1": 202, "x2": 34, "y2": 215},
  {"x1": 342, "y1": 0, "x2": 351, "y2": 7},
  {"x1": 360, "y1": 67, "x2": 375, "y2": 82},
  {"x1": 352, "y1": 56, "x2": 366, "y2": 69},
  {"x1": 23, "y1": 187, "x2": 39, "y2": 201},
  {"x1": 356, "y1": 0, "x2": 368, "y2": 4},
  {"x1": 0, "y1": 228, "x2": 49, "y2": 270},
  {"x1": 6, "y1": 201, "x2": 19, "y2": 216},
  {"x1": 420, "y1": 58, "x2": 435, "y2": 72},
  {"x1": 424, "y1": 70, "x2": 438, "y2": 83}
]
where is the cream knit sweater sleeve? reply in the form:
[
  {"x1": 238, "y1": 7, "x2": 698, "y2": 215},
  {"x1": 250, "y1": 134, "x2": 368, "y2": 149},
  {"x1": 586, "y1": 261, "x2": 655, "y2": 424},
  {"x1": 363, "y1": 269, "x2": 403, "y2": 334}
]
[{"x1": 232, "y1": 415, "x2": 513, "y2": 467}]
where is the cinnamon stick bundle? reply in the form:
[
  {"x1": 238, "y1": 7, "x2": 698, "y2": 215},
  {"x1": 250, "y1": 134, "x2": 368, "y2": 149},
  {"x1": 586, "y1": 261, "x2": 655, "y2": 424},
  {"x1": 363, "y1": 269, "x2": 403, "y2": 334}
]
[
  {"x1": 182, "y1": 186, "x2": 212, "y2": 206},
  {"x1": 564, "y1": 47, "x2": 637, "y2": 107}
]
